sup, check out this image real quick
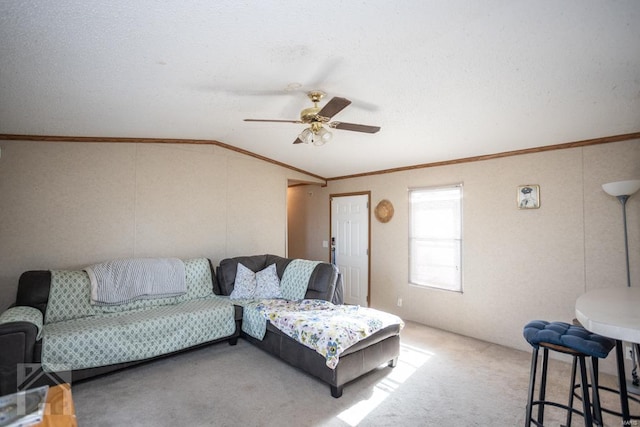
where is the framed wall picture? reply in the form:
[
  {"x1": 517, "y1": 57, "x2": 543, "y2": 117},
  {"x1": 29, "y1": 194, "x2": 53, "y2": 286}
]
[{"x1": 517, "y1": 185, "x2": 540, "y2": 209}]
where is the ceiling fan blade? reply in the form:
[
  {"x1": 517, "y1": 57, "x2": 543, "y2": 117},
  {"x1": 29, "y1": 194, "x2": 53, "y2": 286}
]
[
  {"x1": 317, "y1": 97, "x2": 352, "y2": 120},
  {"x1": 293, "y1": 137, "x2": 304, "y2": 144},
  {"x1": 243, "y1": 119, "x2": 302, "y2": 124},
  {"x1": 330, "y1": 122, "x2": 381, "y2": 133}
]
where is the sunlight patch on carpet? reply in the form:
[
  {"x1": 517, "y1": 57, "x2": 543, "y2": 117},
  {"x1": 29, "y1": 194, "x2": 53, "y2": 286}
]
[{"x1": 337, "y1": 343, "x2": 434, "y2": 426}]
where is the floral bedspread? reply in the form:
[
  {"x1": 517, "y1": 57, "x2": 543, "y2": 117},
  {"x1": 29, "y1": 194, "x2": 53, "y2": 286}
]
[{"x1": 242, "y1": 299, "x2": 403, "y2": 369}]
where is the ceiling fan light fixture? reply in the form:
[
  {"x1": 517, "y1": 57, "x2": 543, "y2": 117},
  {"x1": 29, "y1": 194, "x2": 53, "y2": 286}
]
[
  {"x1": 299, "y1": 128, "x2": 314, "y2": 144},
  {"x1": 315, "y1": 127, "x2": 332, "y2": 146}
]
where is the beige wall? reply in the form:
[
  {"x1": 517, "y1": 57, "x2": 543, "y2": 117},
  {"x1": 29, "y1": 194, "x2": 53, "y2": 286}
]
[
  {"x1": 2, "y1": 139, "x2": 638, "y2": 373},
  {"x1": 288, "y1": 140, "x2": 640, "y2": 372},
  {"x1": 0, "y1": 140, "x2": 321, "y2": 311}
]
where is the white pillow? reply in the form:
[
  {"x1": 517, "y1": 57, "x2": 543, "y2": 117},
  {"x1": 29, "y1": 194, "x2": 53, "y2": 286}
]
[
  {"x1": 254, "y1": 263, "x2": 281, "y2": 299},
  {"x1": 229, "y1": 263, "x2": 257, "y2": 299}
]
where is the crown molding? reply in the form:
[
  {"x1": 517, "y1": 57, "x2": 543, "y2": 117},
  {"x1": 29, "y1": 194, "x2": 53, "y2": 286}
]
[{"x1": 2, "y1": 131, "x2": 638, "y2": 183}]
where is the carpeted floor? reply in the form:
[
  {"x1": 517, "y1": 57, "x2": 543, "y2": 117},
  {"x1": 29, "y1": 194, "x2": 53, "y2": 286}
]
[{"x1": 71, "y1": 321, "x2": 637, "y2": 426}]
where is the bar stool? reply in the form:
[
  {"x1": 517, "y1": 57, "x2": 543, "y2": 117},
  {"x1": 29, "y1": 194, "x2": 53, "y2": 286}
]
[{"x1": 523, "y1": 320, "x2": 616, "y2": 426}]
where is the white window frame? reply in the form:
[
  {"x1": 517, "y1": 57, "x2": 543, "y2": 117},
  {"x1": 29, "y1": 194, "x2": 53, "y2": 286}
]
[{"x1": 408, "y1": 184, "x2": 463, "y2": 292}]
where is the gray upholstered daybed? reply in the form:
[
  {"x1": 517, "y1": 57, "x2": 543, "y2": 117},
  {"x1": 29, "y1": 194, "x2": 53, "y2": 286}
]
[{"x1": 216, "y1": 254, "x2": 403, "y2": 398}]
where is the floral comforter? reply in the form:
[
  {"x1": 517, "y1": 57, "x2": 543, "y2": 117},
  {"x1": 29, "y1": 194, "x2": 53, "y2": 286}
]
[{"x1": 242, "y1": 299, "x2": 403, "y2": 369}]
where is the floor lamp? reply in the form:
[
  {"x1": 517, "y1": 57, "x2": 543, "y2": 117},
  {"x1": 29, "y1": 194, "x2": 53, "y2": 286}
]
[{"x1": 602, "y1": 179, "x2": 640, "y2": 394}]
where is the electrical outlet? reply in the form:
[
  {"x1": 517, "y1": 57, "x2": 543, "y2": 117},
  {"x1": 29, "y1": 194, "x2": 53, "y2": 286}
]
[
  {"x1": 626, "y1": 345, "x2": 633, "y2": 360},
  {"x1": 397, "y1": 297, "x2": 403, "y2": 307}
]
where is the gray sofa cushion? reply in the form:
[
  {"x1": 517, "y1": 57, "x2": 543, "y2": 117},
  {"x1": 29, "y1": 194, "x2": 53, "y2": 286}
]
[{"x1": 216, "y1": 255, "x2": 340, "y2": 303}]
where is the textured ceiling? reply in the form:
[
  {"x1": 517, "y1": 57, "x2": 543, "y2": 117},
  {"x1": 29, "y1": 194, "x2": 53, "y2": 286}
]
[{"x1": 1, "y1": 1, "x2": 639, "y2": 178}]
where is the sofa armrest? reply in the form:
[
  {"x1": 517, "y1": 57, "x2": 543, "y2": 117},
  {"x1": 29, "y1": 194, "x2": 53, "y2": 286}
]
[
  {"x1": 0, "y1": 307, "x2": 41, "y2": 396},
  {"x1": 305, "y1": 263, "x2": 339, "y2": 302},
  {"x1": 0, "y1": 307, "x2": 43, "y2": 340},
  {"x1": 332, "y1": 273, "x2": 344, "y2": 305}
]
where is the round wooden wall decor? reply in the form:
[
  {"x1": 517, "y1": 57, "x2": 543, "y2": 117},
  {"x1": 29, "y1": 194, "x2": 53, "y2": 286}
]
[{"x1": 374, "y1": 199, "x2": 394, "y2": 223}]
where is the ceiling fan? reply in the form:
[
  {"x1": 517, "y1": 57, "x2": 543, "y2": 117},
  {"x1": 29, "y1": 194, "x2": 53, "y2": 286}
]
[{"x1": 244, "y1": 91, "x2": 380, "y2": 146}]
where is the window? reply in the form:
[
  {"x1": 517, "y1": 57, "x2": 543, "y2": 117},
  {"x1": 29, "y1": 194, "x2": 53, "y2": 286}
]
[{"x1": 409, "y1": 184, "x2": 462, "y2": 292}]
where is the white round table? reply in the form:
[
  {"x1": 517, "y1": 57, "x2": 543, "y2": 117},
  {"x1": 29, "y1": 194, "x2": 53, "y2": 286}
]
[
  {"x1": 576, "y1": 287, "x2": 640, "y2": 343},
  {"x1": 575, "y1": 287, "x2": 640, "y2": 423}
]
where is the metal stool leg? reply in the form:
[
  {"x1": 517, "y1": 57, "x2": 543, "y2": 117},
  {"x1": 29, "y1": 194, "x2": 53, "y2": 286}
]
[
  {"x1": 589, "y1": 357, "x2": 603, "y2": 426},
  {"x1": 566, "y1": 356, "x2": 578, "y2": 427},
  {"x1": 525, "y1": 347, "x2": 539, "y2": 426},
  {"x1": 537, "y1": 348, "x2": 549, "y2": 425},
  {"x1": 578, "y1": 355, "x2": 594, "y2": 427}
]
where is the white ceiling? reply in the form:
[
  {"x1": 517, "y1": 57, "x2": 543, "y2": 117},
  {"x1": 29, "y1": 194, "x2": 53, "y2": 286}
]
[{"x1": 1, "y1": 1, "x2": 639, "y2": 179}]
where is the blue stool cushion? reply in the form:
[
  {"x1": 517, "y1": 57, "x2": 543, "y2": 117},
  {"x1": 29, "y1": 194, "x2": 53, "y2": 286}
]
[{"x1": 523, "y1": 320, "x2": 615, "y2": 359}]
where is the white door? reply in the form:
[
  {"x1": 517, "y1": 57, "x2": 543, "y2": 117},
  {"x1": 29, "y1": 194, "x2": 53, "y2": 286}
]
[{"x1": 331, "y1": 194, "x2": 369, "y2": 306}]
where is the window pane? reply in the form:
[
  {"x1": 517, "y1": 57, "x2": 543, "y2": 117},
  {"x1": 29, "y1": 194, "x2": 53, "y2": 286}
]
[
  {"x1": 410, "y1": 188, "x2": 461, "y2": 239},
  {"x1": 410, "y1": 239, "x2": 461, "y2": 291},
  {"x1": 409, "y1": 185, "x2": 462, "y2": 292}
]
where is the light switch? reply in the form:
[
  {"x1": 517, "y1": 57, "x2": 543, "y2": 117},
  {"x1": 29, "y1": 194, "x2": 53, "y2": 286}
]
[{"x1": 322, "y1": 240, "x2": 329, "y2": 248}]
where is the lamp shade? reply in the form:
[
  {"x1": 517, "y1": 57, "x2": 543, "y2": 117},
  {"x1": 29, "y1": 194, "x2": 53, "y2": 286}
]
[
  {"x1": 315, "y1": 127, "x2": 332, "y2": 146},
  {"x1": 602, "y1": 180, "x2": 640, "y2": 197},
  {"x1": 298, "y1": 128, "x2": 314, "y2": 144}
]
